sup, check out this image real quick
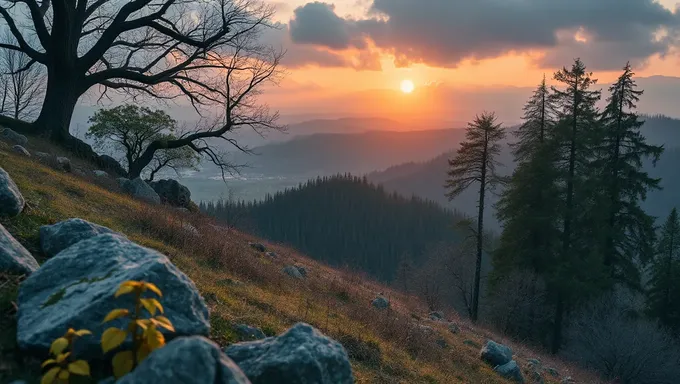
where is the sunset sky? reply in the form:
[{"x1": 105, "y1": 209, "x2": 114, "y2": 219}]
[{"x1": 252, "y1": 0, "x2": 680, "y2": 123}]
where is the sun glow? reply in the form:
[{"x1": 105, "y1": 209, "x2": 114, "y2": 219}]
[{"x1": 400, "y1": 79, "x2": 415, "y2": 94}]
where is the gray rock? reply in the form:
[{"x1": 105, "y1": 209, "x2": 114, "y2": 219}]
[
  {"x1": 117, "y1": 336, "x2": 250, "y2": 384},
  {"x1": 234, "y1": 324, "x2": 266, "y2": 341},
  {"x1": 560, "y1": 377, "x2": 575, "y2": 384},
  {"x1": 480, "y1": 340, "x2": 513, "y2": 367},
  {"x1": 265, "y1": 252, "x2": 277, "y2": 258},
  {"x1": 283, "y1": 265, "x2": 303, "y2": 279},
  {"x1": 495, "y1": 360, "x2": 524, "y2": 383},
  {"x1": 56, "y1": 157, "x2": 71, "y2": 172},
  {"x1": 0, "y1": 167, "x2": 24, "y2": 217},
  {"x1": 225, "y1": 323, "x2": 352, "y2": 384},
  {"x1": 435, "y1": 337, "x2": 447, "y2": 349},
  {"x1": 547, "y1": 367, "x2": 559, "y2": 377},
  {"x1": 371, "y1": 296, "x2": 389, "y2": 309},
  {"x1": 448, "y1": 322, "x2": 460, "y2": 334},
  {"x1": 249, "y1": 242, "x2": 266, "y2": 252},
  {"x1": 1, "y1": 128, "x2": 27, "y2": 146},
  {"x1": 12, "y1": 145, "x2": 30, "y2": 156},
  {"x1": 17, "y1": 234, "x2": 209, "y2": 355},
  {"x1": 35, "y1": 152, "x2": 50, "y2": 160},
  {"x1": 93, "y1": 170, "x2": 108, "y2": 177},
  {"x1": 295, "y1": 265, "x2": 307, "y2": 277},
  {"x1": 526, "y1": 358, "x2": 541, "y2": 368},
  {"x1": 429, "y1": 311, "x2": 444, "y2": 321},
  {"x1": 40, "y1": 218, "x2": 119, "y2": 258},
  {"x1": 121, "y1": 177, "x2": 160, "y2": 204},
  {"x1": 0, "y1": 223, "x2": 39, "y2": 275},
  {"x1": 99, "y1": 155, "x2": 126, "y2": 177},
  {"x1": 416, "y1": 324, "x2": 434, "y2": 336},
  {"x1": 149, "y1": 179, "x2": 192, "y2": 208}
]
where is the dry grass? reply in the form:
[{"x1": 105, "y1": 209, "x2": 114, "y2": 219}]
[{"x1": 0, "y1": 142, "x2": 604, "y2": 384}]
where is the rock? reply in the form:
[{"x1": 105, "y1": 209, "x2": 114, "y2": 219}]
[
  {"x1": 295, "y1": 265, "x2": 307, "y2": 277},
  {"x1": 120, "y1": 177, "x2": 161, "y2": 204},
  {"x1": 371, "y1": 295, "x2": 389, "y2": 310},
  {"x1": 93, "y1": 170, "x2": 108, "y2": 177},
  {"x1": 283, "y1": 265, "x2": 303, "y2": 279},
  {"x1": 99, "y1": 155, "x2": 127, "y2": 177},
  {"x1": 16, "y1": 234, "x2": 209, "y2": 355},
  {"x1": 35, "y1": 152, "x2": 50, "y2": 160},
  {"x1": 56, "y1": 157, "x2": 71, "y2": 172},
  {"x1": 1, "y1": 128, "x2": 27, "y2": 146},
  {"x1": 182, "y1": 222, "x2": 199, "y2": 236},
  {"x1": 12, "y1": 145, "x2": 30, "y2": 156},
  {"x1": 149, "y1": 179, "x2": 192, "y2": 208},
  {"x1": 526, "y1": 358, "x2": 541, "y2": 368},
  {"x1": 265, "y1": 251, "x2": 277, "y2": 258},
  {"x1": 39, "y1": 218, "x2": 119, "y2": 258},
  {"x1": 225, "y1": 323, "x2": 352, "y2": 384},
  {"x1": 448, "y1": 322, "x2": 460, "y2": 334},
  {"x1": 249, "y1": 242, "x2": 266, "y2": 252},
  {"x1": 415, "y1": 324, "x2": 434, "y2": 336},
  {"x1": 561, "y1": 377, "x2": 575, "y2": 384},
  {"x1": 0, "y1": 167, "x2": 24, "y2": 217},
  {"x1": 234, "y1": 324, "x2": 266, "y2": 341},
  {"x1": 435, "y1": 337, "x2": 447, "y2": 349},
  {"x1": 480, "y1": 340, "x2": 513, "y2": 367},
  {"x1": 495, "y1": 360, "x2": 524, "y2": 383},
  {"x1": 547, "y1": 367, "x2": 559, "y2": 377},
  {"x1": 116, "y1": 336, "x2": 250, "y2": 384},
  {"x1": 0, "y1": 223, "x2": 39, "y2": 275},
  {"x1": 429, "y1": 311, "x2": 444, "y2": 321},
  {"x1": 526, "y1": 369, "x2": 544, "y2": 384}
]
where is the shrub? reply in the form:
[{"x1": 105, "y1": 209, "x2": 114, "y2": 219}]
[{"x1": 40, "y1": 328, "x2": 92, "y2": 384}]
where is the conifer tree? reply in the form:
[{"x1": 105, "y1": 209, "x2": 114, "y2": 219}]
[
  {"x1": 445, "y1": 112, "x2": 506, "y2": 322},
  {"x1": 647, "y1": 208, "x2": 680, "y2": 330},
  {"x1": 549, "y1": 58, "x2": 604, "y2": 353},
  {"x1": 595, "y1": 63, "x2": 663, "y2": 287}
]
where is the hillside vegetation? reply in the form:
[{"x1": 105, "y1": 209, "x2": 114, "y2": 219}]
[{"x1": 0, "y1": 141, "x2": 596, "y2": 383}]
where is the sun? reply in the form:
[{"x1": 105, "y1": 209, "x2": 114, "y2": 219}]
[{"x1": 400, "y1": 79, "x2": 415, "y2": 94}]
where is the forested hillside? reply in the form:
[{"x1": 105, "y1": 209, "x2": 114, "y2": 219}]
[{"x1": 201, "y1": 175, "x2": 468, "y2": 282}]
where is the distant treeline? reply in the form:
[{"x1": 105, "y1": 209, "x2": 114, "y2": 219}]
[{"x1": 200, "y1": 174, "x2": 467, "y2": 281}]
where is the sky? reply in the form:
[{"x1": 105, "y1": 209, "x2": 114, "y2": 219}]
[{"x1": 252, "y1": 0, "x2": 680, "y2": 123}]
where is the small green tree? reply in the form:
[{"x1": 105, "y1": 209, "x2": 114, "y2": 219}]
[
  {"x1": 647, "y1": 208, "x2": 680, "y2": 330},
  {"x1": 87, "y1": 105, "x2": 199, "y2": 180},
  {"x1": 445, "y1": 111, "x2": 506, "y2": 322}
]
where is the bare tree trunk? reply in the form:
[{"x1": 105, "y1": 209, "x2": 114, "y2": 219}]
[{"x1": 472, "y1": 133, "x2": 488, "y2": 322}]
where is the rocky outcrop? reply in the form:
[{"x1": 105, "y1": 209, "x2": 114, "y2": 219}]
[
  {"x1": 16, "y1": 233, "x2": 209, "y2": 355},
  {"x1": 0, "y1": 167, "x2": 24, "y2": 217},
  {"x1": 0, "y1": 223, "x2": 39, "y2": 275},
  {"x1": 12, "y1": 145, "x2": 30, "y2": 157},
  {"x1": 1, "y1": 128, "x2": 27, "y2": 146},
  {"x1": 283, "y1": 265, "x2": 303, "y2": 279},
  {"x1": 39, "y1": 218, "x2": 119, "y2": 258},
  {"x1": 495, "y1": 360, "x2": 524, "y2": 383},
  {"x1": 480, "y1": 340, "x2": 513, "y2": 367},
  {"x1": 116, "y1": 336, "x2": 250, "y2": 384},
  {"x1": 234, "y1": 324, "x2": 266, "y2": 341},
  {"x1": 225, "y1": 323, "x2": 353, "y2": 384},
  {"x1": 149, "y1": 179, "x2": 191, "y2": 209},
  {"x1": 371, "y1": 295, "x2": 389, "y2": 310},
  {"x1": 119, "y1": 177, "x2": 161, "y2": 204}
]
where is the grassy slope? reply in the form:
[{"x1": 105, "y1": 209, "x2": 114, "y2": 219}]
[{"x1": 0, "y1": 144, "x2": 596, "y2": 384}]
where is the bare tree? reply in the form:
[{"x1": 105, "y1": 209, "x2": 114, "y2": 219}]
[
  {"x1": 0, "y1": 32, "x2": 44, "y2": 120},
  {"x1": 0, "y1": 0, "x2": 283, "y2": 173}
]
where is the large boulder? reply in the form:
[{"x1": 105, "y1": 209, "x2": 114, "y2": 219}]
[
  {"x1": 116, "y1": 336, "x2": 250, "y2": 384},
  {"x1": 495, "y1": 360, "x2": 524, "y2": 383},
  {"x1": 12, "y1": 145, "x2": 30, "y2": 157},
  {"x1": 149, "y1": 179, "x2": 191, "y2": 208},
  {"x1": 225, "y1": 323, "x2": 353, "y2": 384},
  {"x1": 39, "y1": 218, "x2": 119, "y2": 258},
  {"x1": 480, "y1": 340, "x2": 513, "y2": 367},
  {"x1": 0, "y1": 167, "x2": 24, "y2": 217},
  {"x1": 16, "y1": 234, "x2": 209, "y2": 355},
  {"x1": 120, "y1": 177, "x2": 161, "y2": 204},
  {"x1": 0, "y1": 223, "x2": 39, "y2": 275},
  {"x1": 1, "y1": 128, "x2": 27, "y2": 146},
  {"x1": 99, "y1": 154, "x2": 127, "y2": 177}
]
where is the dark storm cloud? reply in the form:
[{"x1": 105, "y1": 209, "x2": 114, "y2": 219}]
[{"x1": 288, "y1": 0, "x2": 680, "y2": 70}]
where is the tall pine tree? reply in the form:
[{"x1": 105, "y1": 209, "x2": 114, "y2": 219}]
[
  {"x1": 445, "y1": 112, "x2": 506, "y2": 322},
  {"x1": 647, "y1": 208, "x2": 680, "y2": 331},
  {"x1": 549, "y1": 58, "x2": 605, "y2": 353},
  {"x1": 595, "y1": 63, "x2": 663, "y2": 288}
]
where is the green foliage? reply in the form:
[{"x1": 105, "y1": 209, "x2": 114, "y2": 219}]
[
  {"x1": 86, "y1": 104, "x2": 199, "y2": 179},
  {"x1": 445, "y1": 111, "x2": 507, "y2": 322},
  {"x1": 647, "y1": 208, "x2": 680, "y2": 330},
  {"x1": 201, "y1": 174, "x2": 467, "y2": 282}
]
